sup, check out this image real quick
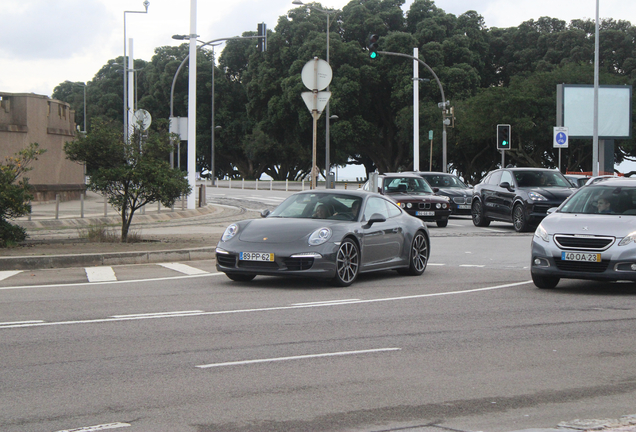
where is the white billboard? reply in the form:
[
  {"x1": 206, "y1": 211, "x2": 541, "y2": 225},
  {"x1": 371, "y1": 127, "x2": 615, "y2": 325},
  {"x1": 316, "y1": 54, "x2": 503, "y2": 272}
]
[{"x1": 559, "y1": 84, "x2": 632, "y2": 139}]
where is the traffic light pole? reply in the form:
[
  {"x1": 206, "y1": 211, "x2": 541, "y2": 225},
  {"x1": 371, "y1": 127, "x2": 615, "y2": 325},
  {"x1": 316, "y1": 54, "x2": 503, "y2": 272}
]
[{"x1": 377, "y1": 50, "x2": 448, "y2": 173}]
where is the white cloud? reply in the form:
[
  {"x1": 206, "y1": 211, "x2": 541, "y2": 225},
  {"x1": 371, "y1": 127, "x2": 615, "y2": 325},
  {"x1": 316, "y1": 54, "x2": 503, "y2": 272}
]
[
  {"x1": 1, "y1": 0, "x2": 634, "y2": 96},
  {"x1": 0, "y1": 0, "x2": 113, "y2": 60}
]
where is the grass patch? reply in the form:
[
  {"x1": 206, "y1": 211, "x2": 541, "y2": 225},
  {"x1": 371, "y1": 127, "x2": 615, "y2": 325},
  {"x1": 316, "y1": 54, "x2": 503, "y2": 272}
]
[{"x1": 78, "y1": 224, "x2": 143, "y2": 243}]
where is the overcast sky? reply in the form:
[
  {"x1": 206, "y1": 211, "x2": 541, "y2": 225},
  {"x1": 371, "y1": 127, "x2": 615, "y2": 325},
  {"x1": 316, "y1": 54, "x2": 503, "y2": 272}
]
[{"x1": 1, "y1": 0, "x2": 634, "y2": 98}]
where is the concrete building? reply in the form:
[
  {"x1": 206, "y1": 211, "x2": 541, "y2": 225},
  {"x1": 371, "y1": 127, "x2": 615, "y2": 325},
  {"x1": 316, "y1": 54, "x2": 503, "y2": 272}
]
[{"x1": 0, "y1": 92, "x2": 84, "y2": 201}]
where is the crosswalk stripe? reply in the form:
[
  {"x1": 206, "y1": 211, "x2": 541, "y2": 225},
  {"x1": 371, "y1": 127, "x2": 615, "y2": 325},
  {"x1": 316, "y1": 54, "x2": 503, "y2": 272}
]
[
  {"x1": 0, "y1": 271, "x2": 22, "y2": 281},
  {"x1": 85, "y1": 267, "x2": 117, "y2": 282},
  {"x1": 159, "y1": 263, "x2": 208, "y2": 275}
]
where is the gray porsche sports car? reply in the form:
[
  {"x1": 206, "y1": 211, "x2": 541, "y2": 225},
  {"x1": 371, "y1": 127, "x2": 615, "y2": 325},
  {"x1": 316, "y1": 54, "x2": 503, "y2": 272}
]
[{"x1": 216, "y1": 190, "x2": 431, "y2": 286}]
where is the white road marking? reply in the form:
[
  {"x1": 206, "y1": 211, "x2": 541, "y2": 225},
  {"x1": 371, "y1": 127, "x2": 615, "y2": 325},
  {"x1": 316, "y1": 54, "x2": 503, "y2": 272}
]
[
  {"x1": 0, "y1": 320, "x2": 44, "y2": 325},
  {"x1": 460, "y1": 264, "x2": 485, "y2": 268},
  {"x1": 196, "y1": 348, "x2": 401, "y2": 369},
  {"x1": 159, "y1": 262, "x2": 208, "y2": 275},
  {"x1": 428, "y1": 263, "x2": 446, "y2": 266},
  {"x1": 0, "y1": 270, "x2": 22, "y2": 281},
  {"x1": 483, "y1": 228, "x2": 509, "y2": 233},
  {"x1": 0, "y1": 272, "x2": 224, "y2": 291},
  {"x1": 292, "y1": 299, "x2": 360, "y2": 306},
  {"x1": 0, "y1": 281, "x2": 532, "y2": 330},
  {"x1": 110, "y1": 310, "x2": 204, "y2": 318},
  {"x1": 55, "y1": 422, "x2": 131, "y2": 432},
  {"x1": 85, "y1": 267, "x2": 117, "y2": 282}
]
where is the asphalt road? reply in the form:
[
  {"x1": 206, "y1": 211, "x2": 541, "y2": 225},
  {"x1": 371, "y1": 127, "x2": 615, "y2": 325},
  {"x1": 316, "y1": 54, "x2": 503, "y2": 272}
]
[{"x1": 1, "y1": 190, "x2": 635, "y2": 432}]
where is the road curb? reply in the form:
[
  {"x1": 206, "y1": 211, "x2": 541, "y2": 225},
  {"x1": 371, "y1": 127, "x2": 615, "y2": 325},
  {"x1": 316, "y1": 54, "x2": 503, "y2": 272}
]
[{"x1": 0, "y1": 247, "x2": 217, "y2": 271}]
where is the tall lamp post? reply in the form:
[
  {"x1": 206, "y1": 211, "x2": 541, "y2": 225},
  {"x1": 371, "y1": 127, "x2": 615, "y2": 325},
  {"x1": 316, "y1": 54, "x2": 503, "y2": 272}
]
[
  {"x1": 65, "y1": 80, "x2": 87, "y2": 133},
  {"x1": 123, "y1": 0, "x2": 149, "y2": 142},
  {"x1": 292, "y1": 0, "x2": 339, "y2": 188},
  {"x1": 169, "y1": 34, "x2": 265, "y2": 184}
]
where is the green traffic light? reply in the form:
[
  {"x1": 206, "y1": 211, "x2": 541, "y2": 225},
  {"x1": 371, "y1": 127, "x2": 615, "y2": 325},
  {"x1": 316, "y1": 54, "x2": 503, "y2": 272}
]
[
  {"x1": 502, "y1": 140, "x2": 508, "y2": 146},
  {"x1": 370, "y1": 52, "x2": 377, "y2": 59}
]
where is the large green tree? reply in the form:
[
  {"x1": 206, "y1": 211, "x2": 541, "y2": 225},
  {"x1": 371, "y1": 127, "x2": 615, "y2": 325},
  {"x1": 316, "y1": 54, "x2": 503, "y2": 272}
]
[{"x1": 53, "y1": 0, "x2": 636, "y2": 184}]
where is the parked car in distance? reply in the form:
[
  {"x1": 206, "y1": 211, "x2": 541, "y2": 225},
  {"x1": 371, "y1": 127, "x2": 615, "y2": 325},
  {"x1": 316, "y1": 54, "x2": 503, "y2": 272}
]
[
  {"x1": 531, "y1": 178, "x2": 636, "y2": 288},
  {"x1": 472, "y1": 167, "x2": 574, "y2": 232},
  {"x1": 411, "y1": 171, "x2": 473, "y2": 215},
  {"x1": 564, "y1": 174, "x2": 591, "y2": 188},
  {"x1": 216, "y1": 190, "x2": 430, "y2": 287},
  {"x1": 362, "y1": 173, "x2": 451, "y2": 227}
]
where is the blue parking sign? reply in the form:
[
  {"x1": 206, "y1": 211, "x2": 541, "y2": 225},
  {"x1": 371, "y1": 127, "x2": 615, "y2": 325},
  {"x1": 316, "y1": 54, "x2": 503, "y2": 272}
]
[{"x1": 553, "y1": 127, "x2": 569, "y2": 148}]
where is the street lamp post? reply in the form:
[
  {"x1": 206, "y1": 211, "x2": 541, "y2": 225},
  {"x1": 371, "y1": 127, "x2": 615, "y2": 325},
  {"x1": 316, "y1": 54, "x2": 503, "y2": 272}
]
[
  {"x1": 65, "y1": 80, "x2": 86, "y2": 133},
  {"x1": 377, "y1": 50, "x2": 449, "y2": 173},
  {"x1": 169, "y1": 34, "x2": 265, "y2": 180},
  {"x1": 123, "y1": 0, "x2": 149, "y2": 142},
  {"x1": 292, "y1": 0, "x2": 339, "y2": 188}
]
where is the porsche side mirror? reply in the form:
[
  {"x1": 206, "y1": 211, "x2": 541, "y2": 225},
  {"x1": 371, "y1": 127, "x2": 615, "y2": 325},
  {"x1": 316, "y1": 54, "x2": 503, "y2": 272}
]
[
  {"x1": 261, "y1": 209, "x2": 271, "y2": 218},
  {"x1": 499, "y1": 181, "x2": 514, "y2": 191},
  {"x1": 366, "y1": 213, "x2": 387, "y2": 227}
]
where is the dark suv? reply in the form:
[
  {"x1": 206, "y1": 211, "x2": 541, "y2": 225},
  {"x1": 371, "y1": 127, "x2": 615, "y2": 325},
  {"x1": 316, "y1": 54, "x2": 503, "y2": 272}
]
[{"x1": 472, "y1": 168, "x2": 574, "y2": 232}]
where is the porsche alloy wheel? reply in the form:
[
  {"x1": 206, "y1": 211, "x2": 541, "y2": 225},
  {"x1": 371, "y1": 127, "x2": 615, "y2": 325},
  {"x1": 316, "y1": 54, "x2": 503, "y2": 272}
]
[
  {"x1": 472, "y1": 200, "x2": 490, "y2": 227},
  {"x1": 399, "y1": 231, "x2": 429, "y2": 276},
  {"x1": 513, "y1": 204, "x2": 530, "y2": 232},
  {"x1": 332, "y1": 238, "x2": 360, "y2": 287}
]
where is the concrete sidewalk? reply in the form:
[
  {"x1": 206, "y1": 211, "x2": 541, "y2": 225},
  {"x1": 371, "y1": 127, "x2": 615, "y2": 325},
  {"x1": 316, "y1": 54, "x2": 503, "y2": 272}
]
[{"x1": 2, "y1": 191, "x2": 260, "y2": 271}]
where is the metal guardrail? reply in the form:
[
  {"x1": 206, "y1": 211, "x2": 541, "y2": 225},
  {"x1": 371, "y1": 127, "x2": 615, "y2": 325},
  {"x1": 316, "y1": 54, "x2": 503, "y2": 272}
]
[
  {"x1": 210, "y1": 179, "x2": 364, "y2": 191},
  {"x1": 19, "y1": 180, "x2": 367, "y2": 221}
]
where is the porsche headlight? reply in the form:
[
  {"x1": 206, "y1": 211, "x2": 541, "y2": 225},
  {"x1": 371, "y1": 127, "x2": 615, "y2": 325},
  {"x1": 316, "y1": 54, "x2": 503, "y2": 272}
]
[
  {"x1": 618, "y1": 231, "x2": 636, "y2": 246},
  {"x1": 221, "y1": 223, "x2": 239, "y2": 242},
  {"x1": 528, "y1": 192, "x2": 547, "y2": 201},
  {"x1": 309, "y1": 227, "x2": 332, "y2": 246},
  {"x1": 534, "y1": 224, "x2": 550, "y2": 242}
]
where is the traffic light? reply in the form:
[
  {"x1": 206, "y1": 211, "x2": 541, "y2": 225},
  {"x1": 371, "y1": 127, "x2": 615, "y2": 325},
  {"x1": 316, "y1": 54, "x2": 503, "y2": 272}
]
[
  {"x1": 257, "y1": 23, "x2": 267, "y2": 52},
  {"x1": 368, "y1": 34, "x2": 379, "y2": 58},
  {"x1": 497, "y1": 124, "x2": 511, "y2": 150}
]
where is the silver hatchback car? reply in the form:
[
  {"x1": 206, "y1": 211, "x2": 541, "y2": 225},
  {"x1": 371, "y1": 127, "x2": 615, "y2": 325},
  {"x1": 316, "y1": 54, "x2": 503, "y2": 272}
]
[{"x1": 531, "y1": 178, "x2": 636, "y2": 288}]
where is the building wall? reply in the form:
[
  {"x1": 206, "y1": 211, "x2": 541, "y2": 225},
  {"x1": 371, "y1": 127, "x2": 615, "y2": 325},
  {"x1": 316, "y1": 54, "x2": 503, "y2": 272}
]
[{"x1": 0, "y1": 92, "x2": 85, "y2": 201}]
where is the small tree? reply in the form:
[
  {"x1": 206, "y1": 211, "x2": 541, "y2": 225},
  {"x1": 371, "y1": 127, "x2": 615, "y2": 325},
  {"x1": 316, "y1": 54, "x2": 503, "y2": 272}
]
[
  {"x1": 0, "y1": 143, "x2": 46, "y2": 247},
  {"x1": 64, "y1": 120, "x2": 191, "y2": 242}
]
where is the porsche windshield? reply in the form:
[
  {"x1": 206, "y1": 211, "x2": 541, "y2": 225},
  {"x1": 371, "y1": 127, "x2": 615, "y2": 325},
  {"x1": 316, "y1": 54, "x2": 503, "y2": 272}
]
[
  {"x1": 559, "y1": 186, "x2": 636, "y2": 215},
  {"x1": 514, "y1": 171, "x2": 571, "y2": 188},
  {"x1": 268, "y1": 193, "x2": 363, "y2": 220}
]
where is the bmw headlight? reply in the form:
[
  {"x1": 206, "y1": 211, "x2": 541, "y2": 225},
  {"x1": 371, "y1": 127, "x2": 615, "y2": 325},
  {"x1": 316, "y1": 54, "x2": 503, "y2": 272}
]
[
  {"x1": 407, "y1": 202, "x2": 412, "y2": 209},
  {"x1": 618, "y1": 231, "x2": 636, "y2": 246},
  {"x1": 309, "y1": 227, "x2": 332, "y2": 246},
  {"x1": 528, "y1": 192, "x2": 547, "y2": 201},
  {"x1": 221, "y1": 223, "x2": 239, "y2": 242},
  {"x1": 436, "y1": 203, "x2": 441, "y2": 209},
  {"x1": 534, "y1": 224, "x2": 550, "y2": 242}
]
